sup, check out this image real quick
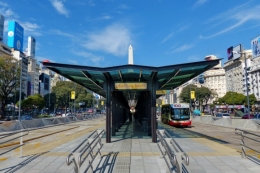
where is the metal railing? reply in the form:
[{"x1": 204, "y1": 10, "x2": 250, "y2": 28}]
[
  {"x1": 0, "y1": 122, "x2": 29, "y2": 156},
  {"x1": 0, "y1": 114, "x2": 105, "y2": 132},
  {"x1": 235, "y1": 128, "x2": 260, "y2": 158},
  {"x1": 157, "y1": 129, "x2": 190, "y2": 173},
  {"x1": 66, "y1": 129, "x2": 105, "y2": 173}
]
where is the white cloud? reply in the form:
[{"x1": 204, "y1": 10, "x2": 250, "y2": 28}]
[
  {"x1": 170, "y1": 44, "x2": 194, "y2": 53},
  {"x1": 50, "y1": 0, "x2": 69, "y2": 17},
  {"x1": 83, "y1": 24, "x2": 133, "y2": 56},
  {"x1": 20, "y1": 22, "x2": 42, "y2": 36},
  {"x1": 187, "y1": 55, "x2": 201, "y2": 62},
  {"x1": 161, "y1": 25, "x2": 189, "y2": 43},
  {"x1": 0, "y1": 2, "x2": 8, "y2": 7},
  {"x1": 50, "y1": 29, "x2": 74, "y2": 39},
  {"x1": 72, "y1": 50, "x2": 104, "y2": 65},
  {"x1": 193, "y1": 0, "x2": 208, "y2": 8},
  {"x1": 0, "y1": 8, "x2": 18, "y2": 19},
  {"x1": 201, "y1": 3, "x2": 260, "y2": 39}
]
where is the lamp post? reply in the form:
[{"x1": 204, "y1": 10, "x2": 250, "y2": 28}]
[{"x1": 18, "y1": 58, "x2": 23, "y2": 121}]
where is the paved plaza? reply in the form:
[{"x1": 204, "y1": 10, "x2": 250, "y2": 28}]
[{"x1": 0, "y1": 118, "x2": 259, "y2": 173}]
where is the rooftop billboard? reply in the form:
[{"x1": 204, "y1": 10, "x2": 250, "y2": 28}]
[
  {"x1": 0, "y1": 15, "x2": 4, "y2": 41},
  {"x1": 233, "y1": 44, "x2": 242, "y2": 60},
  {"x1": 28, "y1": 36, "x2": 36, "y2": 57},
  {"x1": 227, "y1": 46, "x2": 233, "y2": 60},
  {"x1": 7, "y1": 21, "x2": 24, "y2": 52},
  {"x1": 251, "y1": 35, "x2": 260, "y2": 58}
]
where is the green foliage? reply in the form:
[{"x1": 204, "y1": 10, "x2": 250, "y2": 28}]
[
  {"x1": 179, "y1": 84, "x2": 217, "y2": 111},
  {"x1": 216, "y1": 91, "x2": 253, "y2": 105},
  {"x1": 21, "y1": 94, "x2": 45, "y2": 110},
  {"x1": 51, "y1": 81, "x2": 95, "y2": 110},
  {"x1": 0, "y1": 55, "x2": 21, "y2": 118},
  {"x1": 249, "y1": 94, "x2": 257, "y2": 106}
]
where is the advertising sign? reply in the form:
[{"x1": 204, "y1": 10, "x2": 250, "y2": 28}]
[
  {"x1": 233, "y1": 44, "x2": 242, "y2": 60},
  {"x1": 28, "y1": 36, "x2": 36, "y2": 57},
  {"x1": 7, "y1": 21, "x2": 24, "y2": 52},
  {"x1": 172, "y1": 104, "x2": 189, "y2": 108},
  {"x1": 0, "y1": 15, "x2": 4, "y2": 41},
  {"x1": 156, "y1": 90, "x2": 167, "y2": 95},
  {"x1": 251, "y1": 36, "x2": 260, "y2": 58},
  {"x1": 227, "y1": 46, "x2": 233, "y2": 60},
  {"x1": 190, "y1": 91, "x2": 195, "y2": 99},
  {"x1": 115, "y1": 83, "x2": 147, "y2": 90}
]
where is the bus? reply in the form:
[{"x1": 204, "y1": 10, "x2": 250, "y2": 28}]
[{"x1": 161, "y1": 103, "x2": 191, "y2": 127}]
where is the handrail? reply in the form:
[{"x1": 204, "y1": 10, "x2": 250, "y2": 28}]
[
  {"x1": 0, "y1": 122, "x2": 29, "y2": 156},
  {"x1": 235, "y1": 128, "x2": 260, "y2": 158},
  {"x1": 66, "y1": 129, "x2": 105, "y2": 173},
  {"x1": 157, "y1": 129, "x2": 190, "y2": 173}
]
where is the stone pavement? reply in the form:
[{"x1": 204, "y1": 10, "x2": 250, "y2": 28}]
[{"x1": 0, "y1": 118, "x2": 260, "y2": 173}]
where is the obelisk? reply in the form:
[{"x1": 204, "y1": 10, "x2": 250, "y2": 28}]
[{"x1": 128, "y1": 45, "x2": 133, "y2": 65}]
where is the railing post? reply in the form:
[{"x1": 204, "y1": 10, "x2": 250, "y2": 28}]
[{"x1": 241, "y1": 132, "x2": 246, "y2": 158}]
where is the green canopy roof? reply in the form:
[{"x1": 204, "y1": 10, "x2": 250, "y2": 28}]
[{"x1": 42, "y1": 59, "x2": 220, "y2": 100}]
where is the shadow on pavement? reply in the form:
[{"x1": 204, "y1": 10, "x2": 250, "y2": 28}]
[
  {"x1": 0, "y1": 151, "x2": 49, "y2": 173},
  {"x1": 93, "y1": 152, "x2": 119, "y2": 173}
]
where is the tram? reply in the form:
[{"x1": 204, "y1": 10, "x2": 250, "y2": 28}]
[{"x1": 161, "y1": 103, "x2": 191, "y2": 127}]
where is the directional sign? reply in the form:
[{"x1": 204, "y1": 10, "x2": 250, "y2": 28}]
[{"x1": 156, "y1": 90, "x2": 167, "y2": 95}]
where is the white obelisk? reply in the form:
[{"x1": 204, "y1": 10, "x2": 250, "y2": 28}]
[{"x1": 128, "y1": 45, "x2": 133, "y2": 65}]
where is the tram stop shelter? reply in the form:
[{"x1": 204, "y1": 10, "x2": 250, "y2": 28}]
[{"x1": 42, "y1": 59, "x2": 220, "y2": 143}]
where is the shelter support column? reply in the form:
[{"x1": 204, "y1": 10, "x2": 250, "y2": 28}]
[
  {"x1": 104, "y1": 75, "x2": 113, "y2": 143},
  {"x1": 151, "y1": 72, "x2": 158, "y2": 143}
]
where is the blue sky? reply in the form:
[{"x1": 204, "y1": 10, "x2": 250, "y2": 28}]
[{"x1": 1, "y1": 0, "x2": 260, "y2": 67}]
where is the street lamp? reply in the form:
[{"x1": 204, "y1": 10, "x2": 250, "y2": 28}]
[
  {"x1": 233, "y1": 50, "x2": 250, "y2": 113},
  {"x1": 18, "y1": 58, "x2": 23, "y2": 121}
]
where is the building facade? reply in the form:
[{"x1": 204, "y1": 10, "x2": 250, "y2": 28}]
[
  {"x1": 12, "y1": 50, "x2": 29, "y2": 96},
  {"x1": 224, "y1": 50, "x2": 252, "y2": 96}
]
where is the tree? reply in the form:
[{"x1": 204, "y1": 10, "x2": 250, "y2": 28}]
[
  {"x1": 51, "y1": 81, "x2": 94, "y2": 111},
  {"x1": 179, "y1": 84, "x2": 197, "y2": 103},
  {"x1": 179, "y1": 85, "x2": 215, "y2": 112},
  {"x1": 22, "y1": 94, "x2": 45, "y2": 111},
  {"x1": 249, "y1": 94, "x2": 257, "y2": 106},
  {"x1": 217, "y1": 92, "x2": 246, "y2": 105},
  {"x1": 0, "y1": 55, "x2": 21, "y2": 119}
]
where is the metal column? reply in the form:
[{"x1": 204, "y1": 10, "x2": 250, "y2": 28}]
[
  {"x1": 105, "y1": 78, "x2": 112, "y2": 143},
  {"x1": 151, "y1": 72, "x2": 158, "y2": 143}
]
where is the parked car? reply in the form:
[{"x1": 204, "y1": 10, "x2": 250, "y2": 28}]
[
  {"x1": 216, "y1": 113, "x2": 230, "y2": 118},
  {"x1": 87, "y1": 109, "x2": 93, "y2": 113},
  {"x1": 242, "y1": 114, "x2": 255, "y2": 119},
  {"x1": 192, "y1": 113, "x2": 201, "y2": 117},
  {"x1": 20, "y1": 115, "x2": 33, "y2": 120}
]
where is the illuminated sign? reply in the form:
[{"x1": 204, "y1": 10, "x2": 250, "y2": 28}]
[
  {"x1": 115, "y1": 83, "x2": 147, "y2": 90},
  {"x1": 7, "y1": 21, "x2": 24, "y2": 52},
  {"x1": 172, "y1": 104, "x2": 189, "y2": 108}
]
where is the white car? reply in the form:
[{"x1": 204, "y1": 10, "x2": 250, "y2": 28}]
[{"x1": 216, "y1": 113, "x2": 230, "y2": 118}]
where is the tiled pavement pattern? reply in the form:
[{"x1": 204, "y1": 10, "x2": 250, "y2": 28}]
[{"x1": 0, "y1": 117, "x2": 260, "y2": 173}]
